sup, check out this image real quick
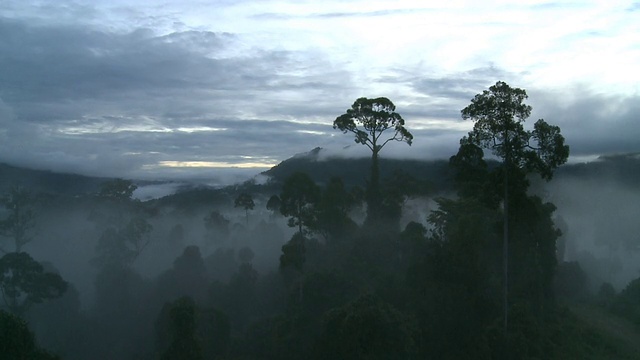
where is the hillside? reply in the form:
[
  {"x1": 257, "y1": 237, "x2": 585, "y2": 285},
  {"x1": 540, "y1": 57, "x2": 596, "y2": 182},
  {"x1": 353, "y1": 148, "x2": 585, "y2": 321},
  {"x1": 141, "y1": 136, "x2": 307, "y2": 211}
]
[
  {"x1": 260, "y1": 147, "x2": 453, "y2": 190},
  {"x1": 556, "y1": 153, "x2": 640, "y2": 188},
  {"x1": 1, "y1": 150, "x2": 639, "y2": 204},
  {"x1": 0, "y1": 162, "x2": 106, "y2": 196}
]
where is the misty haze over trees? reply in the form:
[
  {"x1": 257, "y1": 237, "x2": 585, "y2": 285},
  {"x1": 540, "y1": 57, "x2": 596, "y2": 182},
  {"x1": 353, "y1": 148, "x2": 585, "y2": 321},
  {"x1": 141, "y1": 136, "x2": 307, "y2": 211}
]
[{"x1": 2, "y1": 82, "x2": 640, "y2": 359}]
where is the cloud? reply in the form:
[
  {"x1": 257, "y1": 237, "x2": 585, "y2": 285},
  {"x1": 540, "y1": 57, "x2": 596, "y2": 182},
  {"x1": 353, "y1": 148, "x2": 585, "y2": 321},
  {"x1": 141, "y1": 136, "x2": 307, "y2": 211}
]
[
  {"x1": 0, "y1": 16, "x2": 351, "y2": 122},
  {"x1": 529, "y1": 89, "x2": 640, "y2": 157},
  {"x1": 0, "y1": 14, "x2": 357, "y2": 180},
  {"x1": 0, "y1": 1, "x2": 638, "y2": 184},
  {"x1": 253, "y1": 7, "x2": 429, "y2": 20},
  {"x1": 410, "y1": 67, "x2": 513, "y2": 100}
]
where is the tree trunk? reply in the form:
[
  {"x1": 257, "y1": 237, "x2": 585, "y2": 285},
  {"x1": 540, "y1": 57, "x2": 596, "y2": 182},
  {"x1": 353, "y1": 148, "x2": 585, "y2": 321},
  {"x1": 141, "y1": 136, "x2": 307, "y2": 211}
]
[
  {"x1": 503, "y1": 162, "x2": 509, "y2": 335},
  {"x1": 366, "y1": 148, "x2": 381, "y2": 224}
]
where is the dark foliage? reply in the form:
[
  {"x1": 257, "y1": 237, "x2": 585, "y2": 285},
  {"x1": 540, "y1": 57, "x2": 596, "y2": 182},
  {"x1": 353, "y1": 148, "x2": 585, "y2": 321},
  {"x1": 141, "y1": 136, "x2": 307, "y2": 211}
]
[
  {"x1": 0, "y1": 252, "x2": 67, "y2": 316},
  {"x1": 610, "y1": 277, "x2": 640, "y2": 326},
  {"x1": 0, "y1": 310, "x2": 61, "y2": 359}
]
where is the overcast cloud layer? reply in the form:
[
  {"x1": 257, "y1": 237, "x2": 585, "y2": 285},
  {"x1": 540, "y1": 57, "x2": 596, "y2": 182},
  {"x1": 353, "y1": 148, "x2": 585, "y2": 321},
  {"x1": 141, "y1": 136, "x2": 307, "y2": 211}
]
[{"x1": 0, "y1": 1, "x2": 638, "y2": 181}]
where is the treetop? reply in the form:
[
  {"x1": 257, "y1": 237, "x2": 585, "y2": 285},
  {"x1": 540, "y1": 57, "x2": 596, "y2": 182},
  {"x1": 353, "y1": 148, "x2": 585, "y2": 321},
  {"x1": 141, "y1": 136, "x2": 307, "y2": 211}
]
[{"x1": 333, "y1": 97, "x2": 413, "y2": 151}]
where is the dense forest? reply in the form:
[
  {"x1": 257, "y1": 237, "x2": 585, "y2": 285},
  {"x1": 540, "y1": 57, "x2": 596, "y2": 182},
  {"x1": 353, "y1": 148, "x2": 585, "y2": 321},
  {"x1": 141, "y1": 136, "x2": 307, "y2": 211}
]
[{"x1": 2, "y1": 82, "x2": 640, "y2": 359}]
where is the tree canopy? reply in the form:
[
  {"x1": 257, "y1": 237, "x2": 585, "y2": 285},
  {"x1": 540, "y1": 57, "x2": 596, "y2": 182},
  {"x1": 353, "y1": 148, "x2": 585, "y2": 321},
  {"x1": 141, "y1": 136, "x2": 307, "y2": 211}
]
[
  {"x1": 333, "y1": 97, "x2": 413, "y2": 153},
  {"x1": 235, "y1": 193, "x2": 255, "y2": 225},
  {"x1": 0, "y1": 252, "x2": 67, "y2": 316},
  {"x1": 461, "y1": 81, "x2": 569, "y2": 180},
  {"x1": 279, "y1": 172, "x2": 320, "y2": 235},
  {"x1": 0, "y1": 310, "x2": 61, "y2": 359},
  {"x1": 98, "y1": 179, "x2": 138, "y2": 201}
]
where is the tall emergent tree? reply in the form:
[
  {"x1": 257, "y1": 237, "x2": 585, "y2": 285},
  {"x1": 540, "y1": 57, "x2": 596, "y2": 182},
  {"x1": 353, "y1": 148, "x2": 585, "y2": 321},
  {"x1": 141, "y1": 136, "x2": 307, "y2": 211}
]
[
  {"x1": 0, "y1": 186, "x2": 36, "y2": 253},
  {"x1": 333, "y1": 97, "x2": 413, "y2": 222},
  {"x1": 460, "y1": 81, "x2": 569, "y2": 334},
  {"x1": 234, "y1": 193, "x2": 255, "y2": 225}
]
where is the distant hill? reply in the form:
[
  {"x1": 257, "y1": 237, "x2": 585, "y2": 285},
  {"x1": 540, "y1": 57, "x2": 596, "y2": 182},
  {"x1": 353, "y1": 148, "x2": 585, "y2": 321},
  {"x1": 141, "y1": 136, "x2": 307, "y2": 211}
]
[
  {"x1": 556, "y1": 153, "x2": 640, "y2": 188},
  {"x1": 260, "y1": 147, "x2": 453, "y2": 191},
  {"x1": 1, "y1": 150, "x2": 638, "y2": 205},
  {"x1": 0, "y1": 162, "x2": 107, "y2": 196},
  {"x1": 252, "y1": 148, "x2": 640, "y2": 198},
  {"x1": 153, "y1": 148, "x2": 456, "y2": 208}
]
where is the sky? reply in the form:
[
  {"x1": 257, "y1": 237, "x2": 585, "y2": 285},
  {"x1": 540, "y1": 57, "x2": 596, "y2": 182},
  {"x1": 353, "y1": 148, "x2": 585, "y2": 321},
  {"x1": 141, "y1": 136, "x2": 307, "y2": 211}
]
[{"x1": 0, "y1": 0, "x2": 639, "y2": 184}]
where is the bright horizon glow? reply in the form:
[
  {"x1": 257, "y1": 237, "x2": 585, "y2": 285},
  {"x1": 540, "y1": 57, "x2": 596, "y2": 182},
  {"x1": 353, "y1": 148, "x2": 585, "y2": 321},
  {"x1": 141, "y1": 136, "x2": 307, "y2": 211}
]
[{"x1": 155, "y1": 161, "x2": 276, "y2": 169}]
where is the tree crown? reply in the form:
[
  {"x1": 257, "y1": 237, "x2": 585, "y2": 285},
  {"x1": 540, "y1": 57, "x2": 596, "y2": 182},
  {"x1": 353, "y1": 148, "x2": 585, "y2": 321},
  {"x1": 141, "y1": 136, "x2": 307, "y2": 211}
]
[
  {"x1": 0, "y1": 252, "x2": 68, "y2": 315},
  {"x1": 461, "y1": 81, "x2": 569, "y2": 180},
  {"x1": 333, "y1": 97, "x2": 413, "y2": 152}
]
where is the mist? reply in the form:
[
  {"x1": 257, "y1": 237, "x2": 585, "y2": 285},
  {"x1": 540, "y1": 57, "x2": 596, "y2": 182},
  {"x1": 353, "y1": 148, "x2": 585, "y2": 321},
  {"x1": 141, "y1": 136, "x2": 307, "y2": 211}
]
[
  {"x1": 547, "y1": 175, "x2": 640, "y2": 291},
  {"x1": 3, "y1": 149, "x2": 640, "y2": 359}
]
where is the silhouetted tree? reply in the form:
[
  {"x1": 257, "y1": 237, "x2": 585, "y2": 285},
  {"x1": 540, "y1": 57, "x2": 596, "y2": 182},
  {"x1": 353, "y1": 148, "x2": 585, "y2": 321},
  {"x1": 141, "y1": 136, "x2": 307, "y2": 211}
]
[
  {"x1": 157, "y1": 246, "x2": 208, "y2": 304},
  {"x1": 91, "y1": 179, "x2": 152, "y2": 270},
  {"x1": 449, "y1": 142, "x2": 492, "y2": 201},
  {"x1": 203, "y1": 210, "x2": 230, "y2": 244},
  {"x1": 279, "y1": 172, "x2": 320, "y2": 235},
  {"x1": 313, "y1": 177, "x2": 357, "y2": 242},
  {"x1": 92, "y1": 216, "x2": 152, "y2": 269},
  {"x1": 397, "y1": 221, "x2": 427, "y2": 266},
  {"x1": 316, "y1": 294, "x2": 417, "y2": 360},
  {"x1": 0, "y1": 252, "x2": 67, "y2": 316},
  {"x1": 280, "y1": 233, "x2": 306, "y2": 272},
  {"x1": 0, "y1": 186, "x2": 36, "y2": 253},
  {"x1": 25, "y1": 270, "x2": 83, "y2": 360},
  {"x1": 161, "y1": 297, "x2": 203, "y2": 360},
  {"x1": 0, "y1": 310, "x2": 61, "y2": 359},
  {"x1": 380, "y1": 169, "x2": 426, "y2": 231},
  {"x1": 234, "y1": 193, "x2": 255, "y2": 225},
  {"x1": 460, "y1": 81, "x2": 569, "y2": 333},
  {"x1": 412, "y1": 197, "x2": 501, "y2": 358},
  {"x1": 227, "y1": 263, "x2": 259, "y2": 331},
  {"x1": 266, "y1": 195, "x2": 281, "y2": 215},
  {"x1": 279, "y1": 232, "x2": 308, "y2": 305},
  {"x1": 333, "y1": 97, "x2": 413, "y2": 223},
  {"x1": 156, "y1": 298, "x2": 231, "y2": 359},
  {"x1": 98, "y1": 178, "x2": 137, "y2": 201}
]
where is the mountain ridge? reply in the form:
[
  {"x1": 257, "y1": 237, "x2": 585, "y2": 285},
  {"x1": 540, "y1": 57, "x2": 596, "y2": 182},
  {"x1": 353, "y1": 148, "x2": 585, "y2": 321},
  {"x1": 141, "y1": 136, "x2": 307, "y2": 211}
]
[{"x1": 1, "y1": 150, "x2": 639, "y2": 202}]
